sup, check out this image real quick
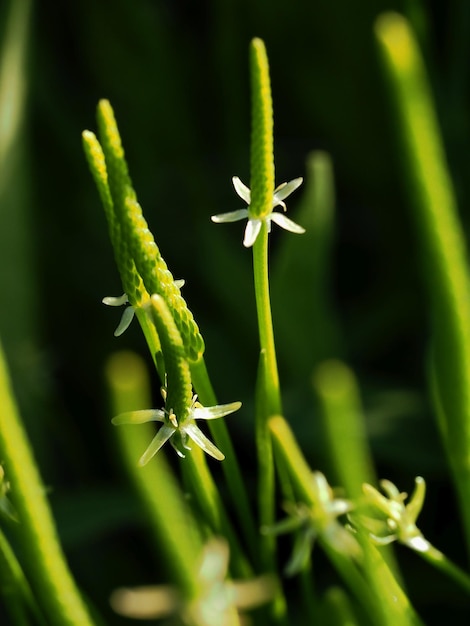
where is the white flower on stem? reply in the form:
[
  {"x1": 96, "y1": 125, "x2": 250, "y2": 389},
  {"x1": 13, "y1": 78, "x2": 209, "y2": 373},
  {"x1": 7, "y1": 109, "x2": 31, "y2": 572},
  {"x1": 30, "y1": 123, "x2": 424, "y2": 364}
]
[
  {"x1": 103, "y1": 280, "x2": 185, "y2": 337},
  {"x1": 112, "y1": 394, "x2": 241, "y2": 465},
  {"x1": 185, "y1": 538, "x2": 275, "y2": 626},
  {"x1": 110, "y1": 538, "x2": 275, "y2": 624},
  {"x1": 263, "y1": 472, "x2": 360, "y2": 576},
  {"x1": 211, "y1": 176, "x2": 305, "y2": 247},
  {"x1": 353, "y1": 477, "x2": 429, "y2": 552},
  {"x1": 102, "y1": 294, "x2": 135, "y2": 337}
]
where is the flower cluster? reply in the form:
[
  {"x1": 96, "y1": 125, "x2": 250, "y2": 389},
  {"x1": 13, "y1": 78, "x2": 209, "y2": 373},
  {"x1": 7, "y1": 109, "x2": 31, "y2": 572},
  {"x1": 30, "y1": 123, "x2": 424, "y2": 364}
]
[
  {"x1": 352, "y1": 477, "x2": 429, "y2": 552},
  {"x1": 110, "y1": 538, "x2": 274, "y2": 625},
  {"x1": 264, "y1": 472, "x2": 360, "y2": 575}
]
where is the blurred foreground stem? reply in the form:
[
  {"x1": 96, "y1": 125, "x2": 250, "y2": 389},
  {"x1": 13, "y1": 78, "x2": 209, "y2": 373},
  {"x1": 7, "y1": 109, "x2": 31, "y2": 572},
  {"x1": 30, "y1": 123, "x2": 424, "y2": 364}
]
[
  {"x1": 0, "y1": 340, "x2": 96, "y2": 626},
  {"x1": 375, "y1": 12, "x2": 470, "y2": 559}
]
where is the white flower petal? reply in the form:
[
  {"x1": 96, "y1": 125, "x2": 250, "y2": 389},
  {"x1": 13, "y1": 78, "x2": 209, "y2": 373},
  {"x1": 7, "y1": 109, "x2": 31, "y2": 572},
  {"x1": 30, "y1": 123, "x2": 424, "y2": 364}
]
[
  {"x1": 114, "y1": 306, "x2": 136, "y2": 337},
  {"x1": 175, "y1": 279, "x2": 185, "y2": 289},
  {"x1": 273, "y1": 177, "x2": 303, "y2": 203},
  {"x1": 112, "y1": 409, "x2": 166, "y2": 425},
  {"x1": 198, "y1": 539, "x2": 230, "y2": 583},
  {"x1": 232, "y1": 176, "x2": 251, "y2": 204},
  {"x1": 406, "y1": 535, "x2": 430, "y2": 553},
  {"x1": 138, "y1": 425, "x2": 176, "y2": 466},
  {"x1": 192, "y1": 401, "x2": 242, "y2": 421},
  {"x1": 168, "y1": 430, "x2": 192, "y2": 458},
  {"x1": 211, "y1": 209, "x2": 249, "y2": 223},
  {"x1": 269, "y1": 212, "x2": 305, "y2": 234},
  {"x1": 103, "y1": 294, "x2": 128, "y2": 306},
  {"x1": 369, "y1": 533, "x2": 397, "y2": 546},
  {"x1": 184, "y1": 423, "x2": 225, "y2": 460},
  {"x1": 243, "y1": 218, "x2": 262, "y2": 247}
]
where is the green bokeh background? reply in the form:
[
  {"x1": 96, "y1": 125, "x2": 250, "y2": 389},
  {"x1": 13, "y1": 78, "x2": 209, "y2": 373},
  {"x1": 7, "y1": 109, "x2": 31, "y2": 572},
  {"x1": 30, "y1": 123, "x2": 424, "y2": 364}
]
[{"x1": 1, "y1": 0, "x2": 470, "y2": 622}]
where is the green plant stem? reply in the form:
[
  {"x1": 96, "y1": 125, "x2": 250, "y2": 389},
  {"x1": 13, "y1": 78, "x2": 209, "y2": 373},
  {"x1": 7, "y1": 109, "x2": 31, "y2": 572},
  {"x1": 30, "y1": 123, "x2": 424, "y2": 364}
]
[
  {"x1": 269, "y1": 415, "x2": 423, "y2": 626},
  {"x1": 182, "y1": 448, "x2": 252, "y2": 580},
  {"x1": 0, "y1": 341, "x2": 96, "y2": 626},
  {"x1": 313, "y1": 360, "x2": 376, "y2": 500},
  {"x1": 0, "y1": 526, "x2": 46, "y2": 626},
  {"x1": 252, "y1": 232, "x2": 287, "y2": 622},
  {"x1": 253, "y1": 224, "x2": 282, "y2": 417},
  {"x1": 190, "y1": 357, "x2": 258, "y2": 562},
  {"x1": 298, "y1": 564, "x2": 317, "y2": 624},
  {"x1": 418, "y1": 543, "x2": 470, "y2": 594},
  {"x1": 106, "y1": 350, "x2": 201, "y2": 598},
  {"x1": 375, "y1": 12, "x2": 470, "y2": 558},
  {"x1": 268, "y1": 417, "x2": 379, "y2": 619},
  {"x1": 253, "y1": 223, "x2": 280, "y2": 559}
]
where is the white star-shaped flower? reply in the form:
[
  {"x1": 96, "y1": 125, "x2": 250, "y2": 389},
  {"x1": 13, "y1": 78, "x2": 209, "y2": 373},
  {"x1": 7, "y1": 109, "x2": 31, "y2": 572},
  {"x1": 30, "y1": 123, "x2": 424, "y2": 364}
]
[
  {"x1": 353, "y1": 477, "x2": 428, "y2": 552},
  {"x1": 110, "y1": 538, "x2": 274, "y2": 624},
  {"x1": 102, "y1": 294, "x2": 135, "y2": 336},
  {"x1": 112, "y1": 394, "x2": 241, "y2": 465},
  {"x1": 211, "y1": 176, "x2": 305, "y2": 247},
  {"x1": 263, "y1": 472, "x2": 360, "y2": 576},
  {"x1": 103, "y1": 280, "x2": 185, "y2": 337}
]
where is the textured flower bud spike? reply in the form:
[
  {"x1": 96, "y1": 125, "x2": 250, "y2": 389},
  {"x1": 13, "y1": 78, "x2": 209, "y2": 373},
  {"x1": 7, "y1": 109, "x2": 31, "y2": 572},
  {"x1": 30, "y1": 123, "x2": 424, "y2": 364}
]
[
  {"x1": 82, "y1": 130, "x2": 115, "y2": 231},
  {"x1": 249, "y1": 38, "x2": 275, "y2": 220},
  {"x1": 113, "y1": 295, "x2": 239, "y2": 463},
  {"x1": 211, "y1": 38, "x2": 305, "y2": 247},
  {"x1": 87, "y1": 101, "x2": 204, "y2": 360},
  {"x1": 111, "y1": 295, "x2": 240, "y2": 463},
  {"x1": 96, "y1": 99, "x2": 134, "y2": 214},
  {"x1": 82, "y1": 129, "x2": 146, "y2": 307},
  {"x1": 123, "y1": 196, "x2": 205, "y2": 361},
  {"x1": 149, "y1": 294, "x2": 193, "y2": 421}
]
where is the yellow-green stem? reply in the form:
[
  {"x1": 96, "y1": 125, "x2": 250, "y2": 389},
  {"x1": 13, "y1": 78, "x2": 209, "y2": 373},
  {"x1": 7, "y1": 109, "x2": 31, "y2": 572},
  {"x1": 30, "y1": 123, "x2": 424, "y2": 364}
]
[
  {"x1": 190, "y1": 357, "x2": 258, "y2": 562},
  {"x1": 253, "y1": 224, "x2": 282, "y2": 416},
  {"x1": 0, "y1": 341, "x2": 96, "y2": 626}
]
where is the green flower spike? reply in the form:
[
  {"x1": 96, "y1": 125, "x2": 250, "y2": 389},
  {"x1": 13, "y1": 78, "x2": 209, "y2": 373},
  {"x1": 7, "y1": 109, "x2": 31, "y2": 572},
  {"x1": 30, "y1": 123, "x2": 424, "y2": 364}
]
[
  {"x1": 264, "y1": 472, "x2": 360, "y2": 576},
  {"x1": 111, "y1": 294, "x2": 241, "y2": 463},
  {"x1": 111, "y1": 538, "x2": 274, "y2": 624},
  {"x1": 211, "y1": 175, "x2": 305, "y2": 247},
  {"x1": 357, "y1": 477, "x2": 428, "y2": 551},
  {"x1": 112, "y1": 392, "x2": 241, "y2": 465}
]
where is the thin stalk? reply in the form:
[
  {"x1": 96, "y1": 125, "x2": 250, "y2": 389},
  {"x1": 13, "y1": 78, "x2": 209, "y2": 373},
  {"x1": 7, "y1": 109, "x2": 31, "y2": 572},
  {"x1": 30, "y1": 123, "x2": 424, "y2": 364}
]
[
  {"x1": 375, "y1": 12, "x2": 470, "y2": 558},
  {"x1": 106, "y1": 350, "x2": 201, "y2": 598},
  {"x1": 313, "y1": 360, "x2": 376, "y2": 501},
  {"x1": 252, "y1": 224, "x2": 281, "y2": 567},
  {"x1": 418, "y1": 543, "x2": 470, "y2": 594},
  {"x1": 182, "y1": 448, "x2": 252, "y2": 580},
  {"x1": 0, "y1": 526, "x2": 47, "y2": 626},
  {"x1": 298, "y1": 564, "x2": 317, "y2": 624},
  {"x1": 190, "y1": 357, "x2": 258, "y2": 562},
  {"x1": 269, "y1": 415, "x2": 423, "y2": 626},
  {"x1": 253, "y1": 224, "x2": 282, "y2": 416},
  {"x1": 254, "y1": 349, "x2": 275, "y2": 565},
  {"x1": 0, "y1": 340, "x2": 96, "y2": 626}
]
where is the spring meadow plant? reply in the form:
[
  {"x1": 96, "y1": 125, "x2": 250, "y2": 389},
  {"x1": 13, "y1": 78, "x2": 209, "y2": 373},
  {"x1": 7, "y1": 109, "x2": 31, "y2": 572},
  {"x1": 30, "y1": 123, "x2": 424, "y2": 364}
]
[{"x1": 2, "y1": 10, "x2": 470, "y2": 626}]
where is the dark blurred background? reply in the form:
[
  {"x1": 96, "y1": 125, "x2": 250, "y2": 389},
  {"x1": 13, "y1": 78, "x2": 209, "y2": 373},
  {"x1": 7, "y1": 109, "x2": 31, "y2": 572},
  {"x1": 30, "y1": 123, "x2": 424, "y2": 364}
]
[{"x1": 1, "y1": 0, "x2": 470, "y2": 623}]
